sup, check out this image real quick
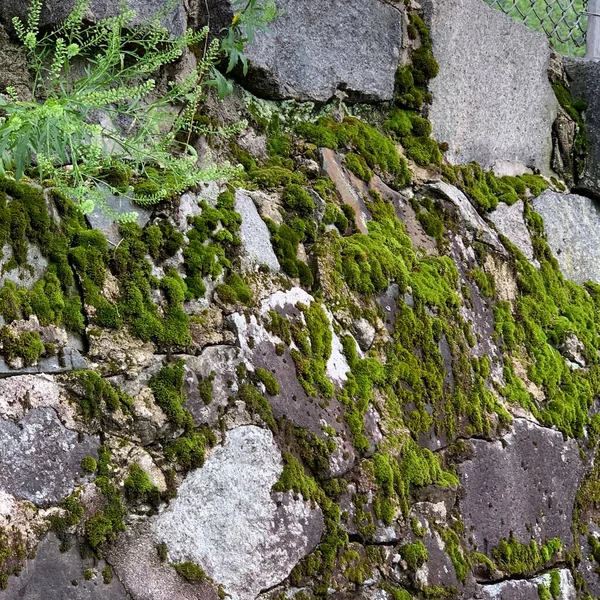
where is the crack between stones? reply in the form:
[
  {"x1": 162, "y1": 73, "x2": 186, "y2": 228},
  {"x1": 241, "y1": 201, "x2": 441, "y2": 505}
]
[{"x1": 476, "y1": 562, "x2": 569, "y2": 586}]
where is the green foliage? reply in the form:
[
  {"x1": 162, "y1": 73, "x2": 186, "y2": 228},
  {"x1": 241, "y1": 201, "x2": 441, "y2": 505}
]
[
  {"x1": 0, "y1": 327, "x2": 44, "y2": 366},
  {"x1": 166, "y1": 432, "x2": 209, "y2": 470},
  {"x1": 238, "y1": 383, "x2": 277, "y2": 430},
  {"x1": 439, "y1": 528, "x2": 470, "y2": 583},
  {"x1": 1, "y1": 0, "x2": 271, "y2": 219},
  {"x1": 149, "y1": 361, "x2": 193, "y2": 429},
  {"x1": 344, "y1": 153, "x2": 373, "y2": 183},
  {"x1": 283, "y1": 184, "x2": 315, "y2": 216}
]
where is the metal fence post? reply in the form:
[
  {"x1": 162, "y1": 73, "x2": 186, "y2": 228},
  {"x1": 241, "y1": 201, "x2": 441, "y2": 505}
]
[{"x1": 587, "y1": 0, "x2": 600, "y2": 58}]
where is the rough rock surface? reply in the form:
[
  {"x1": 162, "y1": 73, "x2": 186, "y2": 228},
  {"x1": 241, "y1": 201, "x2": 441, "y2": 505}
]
[
  {"x1": 0, "y1": 0, "x2": 186, "y2": 36},
  {"x1": 235, "y1": 190, "x2": 280, "y2": 273},
  {"x1": 532, "y1": 190, "x2": 600, "y2": 284},
  {"x1": 457, "y1": 418, "x2": 585, "y2": 553},
  {"x1": 0, "y1": 407, "x2": 98, "y2": 505},
  {"x1": 4, "y1": 533, "x2": 128, "y2": 599},
  {"x1": 205, "y1": 0, "x2": 401, "y2": 103},
  {"x1": 422, "y1": 0, "x2": 557, "y2": 174},
  {"x1": 488, "y1": 200, "x2": 536, "y2": 264},
  {"x1": 154, "y1": 426, "x2": 323, "y2": 600},
  {"x1": 564, "y1": 58, "x2": 600, "y2": 196}
]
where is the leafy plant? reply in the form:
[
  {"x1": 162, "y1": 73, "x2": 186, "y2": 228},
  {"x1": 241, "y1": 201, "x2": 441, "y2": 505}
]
[{"x1": 0, "y1": 0, "x2": 278, "y2": 220}]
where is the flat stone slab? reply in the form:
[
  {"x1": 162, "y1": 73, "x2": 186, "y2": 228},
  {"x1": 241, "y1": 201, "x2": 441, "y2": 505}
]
[
  {"x1": 532, "y1": 190, "x2": 600, "y2": 284},
  {"x1": 154, "y1": 426, "x2": 323, "y2": 600},
  {"x1": 423, "y1": 0, "x2": 557, "y2": 174},
  {"x1": 0, "y1": 348, "x2": 87, "y2": 377},
  {"x1": 0, "y1": 407, "x2": 98, "y2": 506},
  {"x1": 205, "y1": 0, "x2": 401, "y2": 103},
  {"x1": 470, "y1": 569, "x2": 576, "y2": 600},
  {"x1": 457, "y1": 418, "x2": 585, "y2": 554}
]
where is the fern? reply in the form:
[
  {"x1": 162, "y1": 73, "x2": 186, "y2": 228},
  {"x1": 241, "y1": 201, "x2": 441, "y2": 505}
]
[{"x1": 0, "y1": 0, "x2": 278, "y2": 220}]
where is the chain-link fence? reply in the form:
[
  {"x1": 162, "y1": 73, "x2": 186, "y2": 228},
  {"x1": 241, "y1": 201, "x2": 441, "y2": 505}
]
[{"x1": 483, "y1": 0, "x2": 588, "y2": 55}]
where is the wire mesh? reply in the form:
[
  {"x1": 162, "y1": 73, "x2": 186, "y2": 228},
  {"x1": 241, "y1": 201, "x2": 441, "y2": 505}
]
[{"x1": 483, "y1": 0, "x2": 588, "y2": 55}]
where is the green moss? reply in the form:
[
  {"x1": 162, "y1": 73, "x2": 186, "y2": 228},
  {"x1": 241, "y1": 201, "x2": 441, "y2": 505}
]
[
  {"x1": 166, "y1": 431, "x2": 209, "y2": 470},
  {"x1": 344, "y1": 152, "x2": 373, "y2": 183},
  {"x1": 492, "y1": 536, "x2": 562, "y2": 576},
  {"x1": 322, "y1": 202, "x2": 349, "y2": 233},
  {"x1": 124, "y1": 464, "x2": 159, "y2": 503},
  {"x1": 81, "y1": 456, "x2": 97, "y2": 474},
  {"x1": 238, "y1": 384, "x2": 277, "y2": 430},
  {"x1": 469, "y1": 268, "x2": 495, "y2": 298},
  {"x1": 149, "y1": 361, "x2": 193, "y2": 430},
  {"x1": 0, "y1": 328, "x2": 44, "y2": 366},
  {"x1": 198, "y1": 372, "x2": 214, "y2": 405},
  {"x1": 439, "y1": 528, "x2": 470, "y2": 583},
  {"x1": 84, "y1": 569, "x2": 94, "y2": 581},
  {"x1": 102, "y1": 566, "x2": 113, "y2": 584},
  {"x1": 400, "y1": 540, "x2": 428, "y2": 571},
  {"x1": 254, "y1": 367, "x2": 280, "y2": 395},
  {"x1": 173, "y1": 562, "x2": 207, "y2": 583},
  {"x1": 549, "y1": 569, "x2": 561, "y2": 599},
  {"x1": 68, "y1": 370, "x2": 133, "y2": 423},
  {"x1": 283, "y1": 184, "x2": 316, "y2": 216}
]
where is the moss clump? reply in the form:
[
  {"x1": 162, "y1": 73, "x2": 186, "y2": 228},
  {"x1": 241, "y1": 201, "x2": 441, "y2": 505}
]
[
  {"x1": 283, "y1": 184, "x2": 315, "y2": 216},
  {"x1": 322, "y1": 202, "x2": 349, "y2": 234},
  {"x1": 0, "y1": 328, "x2": 44, "y2": 366},
  {"x1": 238, "y1": 384, "x2": 277, "y2": 430},
  {"x1": 198, "y1": 372, "x2": 214, "y2": 405},
  {"x1": 81, "y1": 456, "x2": 97, "y2": 474},
  {"x1": 215, "y1": 273, "x2": 253, "y2": 305},
  {"x1": 267, "y1": 221, "x2": 314, "y2": 287},
  {"x1": 148, "y1": 361, "x2": 193, "y2": 430},
  {"x1": 68, "y1": 370, "x2": 133, "y2": 423},
  {"x1": 344, "y1": 152, "x2": 373, "y2": 183},
  {"x1": 439, "y1": 528, "x2": 470, "y2": 583},
  {"x1": 254, "y1": 367, "x2": 280, "y2": 396},
  {"x1": 174, "y1": 562, "x2": 207, "y2": 583},
  {"x1": 166, "y1": 431, "x2": 210, "y2": 470},
  {"x1": 124, "y1": 464, "x2": 160, "y2": 504},
  {"x1": 444, "y1": 164, "x2": 548, "y2": 212},
  {"x1": 102, "y1": 566, "x2": 113, "y2": 584},
  {"x1": 294, "y1": 117, "x2": 411, "y2": 188},
  {"x1": 492, "y1": 536, "x2": 562, "y2": 576},
  {"x1": 399, "y1": 540, "x2": 428, "y2": 571}
]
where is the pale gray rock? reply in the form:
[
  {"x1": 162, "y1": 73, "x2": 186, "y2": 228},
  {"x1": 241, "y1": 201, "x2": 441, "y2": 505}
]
[
  {"x1": 0, "y1": 244, "x2": 48, "y2": 291},
  {"x1": 564, "y1": 58, "x2": 600, "y2": 195},
  {"x1": 427, "y1": 182, "x2": 506, "y2": 254},
  {"x1": 204, "y1": 0, "x2": 401, "y2": 103},
  {"x1": 488, "y1": 200, "x2": 536, "y2": 264},
  {"x1": 457, "y1": 418, "x2": 585, "y2": 554},
  {"x1": 235, "y1": 189, "x2": 280, "y2": 273},
  {"x1": 0, "y1": 348, "x2": 87, "y2": 376},
  {"x1": 353, "y1": 318, "x2": 376, "y2": 351},
  {"x1": 0, "y1": 407, "x2": 98, "y2": 505},
  {"x1": 470, "y1": 569, "x2": 576, "y2": 600},
  {"x1": 3, "y1": 533, "x2": 128, "y2": 599},
  {"x1": 1, "y1": 0, "x2": 186, "y2": 37},
  {"x1": 86, "y1": 186, "x2": 152, "y2": 246},
  {"x1": 422, "y1": 0, "x2": 557, "y2": 174},
  {"x1": 154, "y1": 426, "x2": 323, "y2": 600},
  {"x1": 532, "y1": 190, "x2": 600, "y2": 284}
]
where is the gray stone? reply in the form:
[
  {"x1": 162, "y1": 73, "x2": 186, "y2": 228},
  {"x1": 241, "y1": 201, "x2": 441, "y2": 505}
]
[
  {"x1": 1, "y1": 0, "x2": 186, "y2": 37},
  {"x1": 86, "y1": 186, "x2": 152, "y2": 246},
  {"x1": 205, "y1": 0, "x2": 401, "y2": 103},
  {"x1": 353, "y1": 318, "x2": 376, "y2": 351},
  {"x1": 3, "y1": 533, "x2": 128, "y2": 599},
  {"x1": 532, "y1": 190, "x2": 600, "y2": 284},
  {"x1": 564, "y1": 58, "x2": 600, "y2": 195},
  {"x1": 235, "y1": 189, "x2": 280, "y2": 273},
  {"x1": 108, "y1": 520, "x2": 218, "y2": 600},
  {"x1": 154, "y1": 426, "x2": 323, "y2": 600},
  {"x1": 470, "y1": 569, "x2": 576, "y2": 600},
  {"x1": 488, "y1": 200, "x2": 536, "y2": 264},
  {"x1": 0, "y1": 407, "x2": 98, "y2": 505},
  {"x1": 457, "y1": 418, "x2": 585, "y2": 555},
  {"x1": 422, "y1": 0, "x2": 558, "y2": 174},
  {"x1": 0, "y1": 347, "x2": 87, "y2": 376},
  {"x1": 428, "y1": 182, "x2": 506, "y2": 254},
  {"x1": 0, "y1": 243, "x2": 48, "y2": 291}
]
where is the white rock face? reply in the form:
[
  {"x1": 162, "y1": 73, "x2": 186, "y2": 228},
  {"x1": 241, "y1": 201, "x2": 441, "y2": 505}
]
[{"x1": 154, "y1": 426, "x2": 323, "y2": 600}]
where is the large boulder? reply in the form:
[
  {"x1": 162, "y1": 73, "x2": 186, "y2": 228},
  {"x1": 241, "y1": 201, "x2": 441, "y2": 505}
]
[
  {"x1": 422, "y1": 0, "x2": 558, "y2": 175},
  {"x1": 204, "y1": 0, "x2": 402, "y2": 103},
  {"x1": 532, "y1": 190, "x2": 600, "y2": 285},
  {"x1": 0, "y1": 0, "x2": 186, "y2": 37},
  {"x1": 564, "y1": 58, "x2": 600, "y2": 196}
]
